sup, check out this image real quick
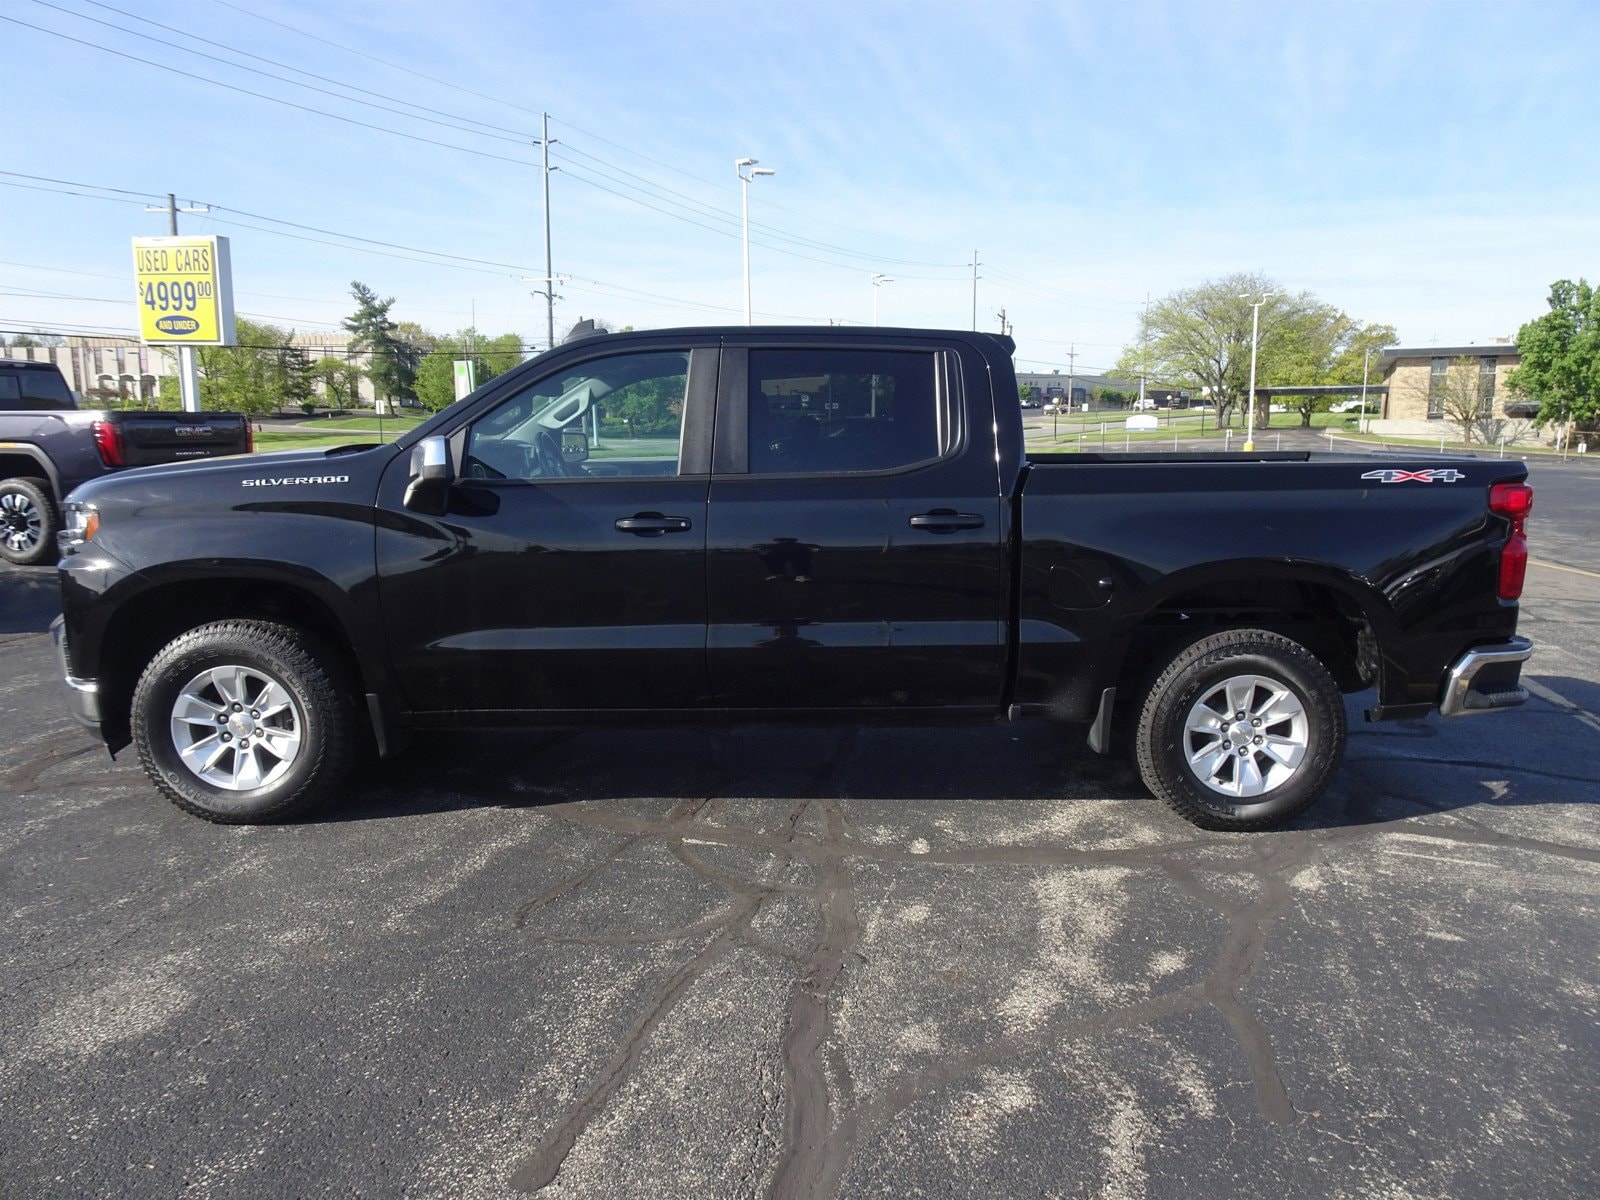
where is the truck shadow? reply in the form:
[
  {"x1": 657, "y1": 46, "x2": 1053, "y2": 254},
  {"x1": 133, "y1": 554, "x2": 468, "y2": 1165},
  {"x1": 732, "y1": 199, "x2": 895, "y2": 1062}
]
[
  {"x1": 327, "y1": 721, "x2": 1155, "y2": 821},
  {"x1": 318, "y1": 683, "x2": 1599, "y2": 830}
]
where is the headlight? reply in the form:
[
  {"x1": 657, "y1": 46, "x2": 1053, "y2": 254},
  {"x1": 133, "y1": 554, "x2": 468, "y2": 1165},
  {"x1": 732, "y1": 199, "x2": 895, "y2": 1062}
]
[{"x1": 62, "y1": 502, "x2": 100, "y2": 546}]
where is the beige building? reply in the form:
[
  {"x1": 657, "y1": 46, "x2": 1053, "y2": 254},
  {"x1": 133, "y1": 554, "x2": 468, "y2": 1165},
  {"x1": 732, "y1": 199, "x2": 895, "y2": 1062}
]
[
  {"x1": 0, "y1": 334, "x2": 379, "y2": 406},
  {"x1": 1376, "y1": 341, "x2": 1531, "y2": 425}
]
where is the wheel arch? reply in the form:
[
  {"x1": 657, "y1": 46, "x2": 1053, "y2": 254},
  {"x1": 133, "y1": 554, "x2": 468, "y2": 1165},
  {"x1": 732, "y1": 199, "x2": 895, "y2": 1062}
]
[
  {"x1": 1111, "y1": 559, "x2": 1392, "y2": 708},
  {"x1": 93, "y1": 570, "x2": 370, "y2": 752},
  {"x1": 0, "y1": 447, "x2": 64, "y2": 500}
]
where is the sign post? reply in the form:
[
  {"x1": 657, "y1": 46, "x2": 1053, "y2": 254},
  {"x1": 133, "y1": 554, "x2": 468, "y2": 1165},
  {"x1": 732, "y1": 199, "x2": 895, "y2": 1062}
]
[{"x1": 131, "y1": 235, "x2": 236, "y2": 412}]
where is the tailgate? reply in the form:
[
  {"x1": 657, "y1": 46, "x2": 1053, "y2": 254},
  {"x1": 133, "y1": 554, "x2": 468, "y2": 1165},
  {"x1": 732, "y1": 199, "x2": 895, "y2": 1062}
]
[{"x1": 116, "y1": 413, "x2": 251, "y2": 465}]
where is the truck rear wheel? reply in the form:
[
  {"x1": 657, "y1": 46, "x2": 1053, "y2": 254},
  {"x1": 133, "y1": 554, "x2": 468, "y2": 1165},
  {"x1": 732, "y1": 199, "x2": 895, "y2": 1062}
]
[
  {"x1": 0, "y1": 477, "x2": 59, "y2": 566},
  {"x1": 1134, "y1": 629, "x2": 1345, "y2": 831},
  {"x1": 131, "y1": 620, "x2": 355, "y2": 824}
]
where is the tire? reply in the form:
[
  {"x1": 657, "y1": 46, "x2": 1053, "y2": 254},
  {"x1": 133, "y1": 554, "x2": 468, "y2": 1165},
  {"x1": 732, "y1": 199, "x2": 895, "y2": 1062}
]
[
  {"x1": 1134, "y1": 628, "x2": 1346, "y2": 831},
  {"x1": 131, "y1": 620, "x2": 355, "y2": 824},
  {"x1": 0, "y1": 477, "x2": 60, "y2": 566}
]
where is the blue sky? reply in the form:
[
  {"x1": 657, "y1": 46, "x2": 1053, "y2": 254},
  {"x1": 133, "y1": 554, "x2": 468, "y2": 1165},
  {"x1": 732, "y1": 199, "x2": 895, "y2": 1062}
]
[{"x1": 1, "y1": 0, "x2": 1595, "y2": 375}]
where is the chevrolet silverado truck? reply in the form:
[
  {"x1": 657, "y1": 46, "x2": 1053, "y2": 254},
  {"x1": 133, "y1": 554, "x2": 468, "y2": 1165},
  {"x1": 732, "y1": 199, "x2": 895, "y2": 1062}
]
[
  {"x1": 51, "y1": 327, "x2": 1535, "y2": 830},
  {"x1": 1, "y1": 357, "x2": 252, "y2": 564}
]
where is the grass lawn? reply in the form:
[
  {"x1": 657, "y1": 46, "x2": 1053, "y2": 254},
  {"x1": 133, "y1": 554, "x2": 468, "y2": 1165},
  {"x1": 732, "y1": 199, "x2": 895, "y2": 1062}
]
[
  {"x1": 293, "y1": 414, "x2": 430, "y2": 431},
  {"x1": 253, "y1": 430, "x2": 394, "y2": 453}
]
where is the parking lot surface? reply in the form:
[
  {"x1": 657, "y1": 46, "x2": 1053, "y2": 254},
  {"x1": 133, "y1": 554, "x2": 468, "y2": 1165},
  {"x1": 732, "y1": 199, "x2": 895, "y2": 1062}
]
[{"x1": 1, "y1": 462, "x2": 1595, "y2": 1199}]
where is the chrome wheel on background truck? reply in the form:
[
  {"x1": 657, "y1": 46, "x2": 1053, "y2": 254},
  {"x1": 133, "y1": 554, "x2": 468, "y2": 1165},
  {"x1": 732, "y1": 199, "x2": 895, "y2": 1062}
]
[{"x1": 0, "y1": 477, "x2": 58, "y2": 565}]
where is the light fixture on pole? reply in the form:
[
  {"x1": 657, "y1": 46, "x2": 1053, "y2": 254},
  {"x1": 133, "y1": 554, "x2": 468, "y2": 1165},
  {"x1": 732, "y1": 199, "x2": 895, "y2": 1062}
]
[
  {"x1": 870, "y1": 273, "x2": 894, "y2": 326},
  {"x1": 1238, "y1": 292, "x2": 1277, "y2": 451},
  {"x1": 736, "y1": 158, "x2": 776, "y2": 325}
]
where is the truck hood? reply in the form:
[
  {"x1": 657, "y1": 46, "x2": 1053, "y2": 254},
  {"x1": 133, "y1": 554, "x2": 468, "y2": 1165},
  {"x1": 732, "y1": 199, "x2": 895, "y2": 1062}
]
[{"x1": 66, "y1": 442, "x2": 395, "y2": 505}]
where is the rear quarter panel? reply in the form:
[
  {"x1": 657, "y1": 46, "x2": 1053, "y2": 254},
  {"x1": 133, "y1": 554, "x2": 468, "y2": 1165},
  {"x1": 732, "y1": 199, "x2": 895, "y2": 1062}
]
[{"x1": 1015, "y1": 455, "x2": 1527, "y2": 717}]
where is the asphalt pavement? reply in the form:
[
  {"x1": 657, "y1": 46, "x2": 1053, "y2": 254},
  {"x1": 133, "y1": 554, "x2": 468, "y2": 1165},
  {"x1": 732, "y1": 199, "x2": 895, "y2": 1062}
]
[{"x1": 0, "y1": 461, "x2": 1595, "y2": 1199}]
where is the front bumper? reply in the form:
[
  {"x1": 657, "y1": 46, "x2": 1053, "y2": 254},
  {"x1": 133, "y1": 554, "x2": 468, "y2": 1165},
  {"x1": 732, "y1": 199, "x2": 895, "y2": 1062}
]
[
  {"x1": 1438, "y1": 636, "x2": 1534, "y2": 717},
  {"x1": 50, "y1": 614, "x2": 102, "y2": 732}
]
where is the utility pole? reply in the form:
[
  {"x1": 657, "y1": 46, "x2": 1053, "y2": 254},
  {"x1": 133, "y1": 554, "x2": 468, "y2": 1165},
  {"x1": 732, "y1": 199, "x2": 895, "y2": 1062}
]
[
  {"x1": 1066, "y1": 343, "x2": 1076, "y2": 414},
  {"x1": 528, "y1": 114, "x2": 559, "y2": 349},
  {"x1": 144, "y1": 193, "x2": 210, "y2": 413},
  {"x1": 996, "y1": 308, "x2": 1010, "y2": 337},
  {"x1": 970, "y1": 250, "x2": 980, "y2": 332},
  {"x1": 1138, "y1": 292, "x2": 1149, "y2": 410}
]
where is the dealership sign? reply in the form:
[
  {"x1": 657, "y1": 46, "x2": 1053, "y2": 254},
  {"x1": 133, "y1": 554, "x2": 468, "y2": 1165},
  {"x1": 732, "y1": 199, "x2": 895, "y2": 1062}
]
[{"x1": 131, "y1": 235, "x2": 236, "y2": 346}]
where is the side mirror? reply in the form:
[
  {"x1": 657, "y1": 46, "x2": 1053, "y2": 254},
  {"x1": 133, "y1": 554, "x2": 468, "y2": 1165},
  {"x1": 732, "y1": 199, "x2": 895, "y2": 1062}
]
[
  {"x1": 403, "y1": 435, "x2": 454, "y2": 514},
  {"x1": 561, "y1": 429, "x2": 590, "y2": 465}
]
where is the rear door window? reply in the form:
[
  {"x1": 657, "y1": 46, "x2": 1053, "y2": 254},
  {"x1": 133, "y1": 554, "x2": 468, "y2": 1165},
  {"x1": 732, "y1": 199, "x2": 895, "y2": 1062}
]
[{"x1": 747, "y1": 348, "x2": 942, "y2": 474}]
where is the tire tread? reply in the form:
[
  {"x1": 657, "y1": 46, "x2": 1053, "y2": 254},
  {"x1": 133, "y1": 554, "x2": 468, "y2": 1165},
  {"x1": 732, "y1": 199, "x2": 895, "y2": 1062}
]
[{"x1": 131, "y1": 619, "x2": 352, "y2": 824}]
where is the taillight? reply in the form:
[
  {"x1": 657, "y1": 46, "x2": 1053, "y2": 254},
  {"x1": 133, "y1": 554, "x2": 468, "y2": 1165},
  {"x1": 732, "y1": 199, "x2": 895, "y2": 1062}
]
[
  {"x1": 91, "y1": 419, "x2": 124, "y2": 467},
  {"x1": 1489, "y1": 482, "x2": 1533, "y2": 601},
  {"x1": 246, "y1": 422, "x2": 255, "y2": 454}
]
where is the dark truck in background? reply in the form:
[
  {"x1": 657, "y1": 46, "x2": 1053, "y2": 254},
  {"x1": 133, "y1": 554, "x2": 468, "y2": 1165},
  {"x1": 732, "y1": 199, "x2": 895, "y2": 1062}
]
[
  {"x1": 52, "y1": 327, "x2": 1534, "y2": 830},
  {"x1": 0, "y1": 357, "x2": 251, "y2": 564}
]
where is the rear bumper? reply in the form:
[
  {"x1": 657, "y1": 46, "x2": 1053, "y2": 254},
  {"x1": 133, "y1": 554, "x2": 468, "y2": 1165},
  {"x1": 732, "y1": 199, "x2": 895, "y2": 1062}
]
[
  {"x1": 1438, "y1": 637, "x2": 1533, "y2": 717},
  {"x1": 50, "y1": 614, "x2": 102, "y2": 732}
]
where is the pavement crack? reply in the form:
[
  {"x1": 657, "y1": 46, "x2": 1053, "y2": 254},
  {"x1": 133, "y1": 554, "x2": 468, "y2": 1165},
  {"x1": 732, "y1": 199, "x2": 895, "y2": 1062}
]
[{"x1": 769, "y1": 798, "x2": 860, "y2": 1200}]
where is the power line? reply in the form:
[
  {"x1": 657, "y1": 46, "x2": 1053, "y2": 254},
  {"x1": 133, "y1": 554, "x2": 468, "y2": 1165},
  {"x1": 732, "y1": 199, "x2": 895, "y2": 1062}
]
[
  {"x1": 208, "y1": 0, "x2": 546, "y2": 119},
  {"x1": 0, "y1": 179, "x2": 154, "y2": 205},
  {"x1": 553, "y1": 142, "x2": 966, "y2": 270},
  {"x1": 0, "y1": 14, "x2": 533, "y2": 167},
  {"x1": 31, "y1": 0, "x2": 529, "y2": 147},
  {"x1": 78, "y1": 0, "x2": 533, "y2": 140},
  {"x1": 547, "y1": 115, "x2": 975, "y2": 258}
]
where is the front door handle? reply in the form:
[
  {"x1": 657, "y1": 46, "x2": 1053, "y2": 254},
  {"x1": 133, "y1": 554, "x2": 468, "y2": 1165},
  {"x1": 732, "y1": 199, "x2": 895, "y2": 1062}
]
[
  {"x1": 615, "y1": 513, "x2": 694, "y2": 536},
  {"x1": 909, "y1": 510, "x2": 985, "y2": 532}
]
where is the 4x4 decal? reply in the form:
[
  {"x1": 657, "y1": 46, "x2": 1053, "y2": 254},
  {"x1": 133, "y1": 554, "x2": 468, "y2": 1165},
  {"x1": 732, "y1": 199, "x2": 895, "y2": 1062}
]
[{"x1": 1360, "y1": 468, "x2": 1467, "y2": 483}]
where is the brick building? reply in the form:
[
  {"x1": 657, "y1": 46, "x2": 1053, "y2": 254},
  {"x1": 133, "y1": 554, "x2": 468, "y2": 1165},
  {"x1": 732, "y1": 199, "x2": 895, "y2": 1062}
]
[{"x1": 1376, "y1": 341, "x2": 1531, "y2": 422}]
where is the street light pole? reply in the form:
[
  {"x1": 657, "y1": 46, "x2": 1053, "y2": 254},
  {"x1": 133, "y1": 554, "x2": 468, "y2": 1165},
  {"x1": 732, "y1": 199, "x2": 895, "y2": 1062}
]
[
  {"x1": 1238, "y1": 293, "x2": 1276, "y2": 452},
  {"x1": 736, "y1": 158, "x2": 775, "y2": 325},
  {"x1": 871, "y1": 273, "x2": 893, "y2": 326},
  {"x1": 1361, "y1": 346, "x2": 1373, "y2": 433}
]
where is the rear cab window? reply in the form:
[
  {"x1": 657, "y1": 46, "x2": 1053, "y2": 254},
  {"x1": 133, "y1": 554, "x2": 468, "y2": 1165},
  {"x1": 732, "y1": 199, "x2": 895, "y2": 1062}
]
[
  {"x1": 746, "y1": 347, "x2": 949, "y2": 475},
  {"x1": 0, "y1": 364, "x2": 75, "y2": 411}
]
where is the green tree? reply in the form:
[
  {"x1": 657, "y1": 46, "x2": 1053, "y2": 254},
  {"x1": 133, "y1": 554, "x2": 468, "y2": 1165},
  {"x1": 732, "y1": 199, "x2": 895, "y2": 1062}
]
[
  {"x1": 412, "y1": 329, "x2": 528, "y2": 412},
  {"x1": 606, "y1": 371, "x2": 684, "y2": 435},
  {"x1": 309, "y1": 357, "x2": 363, "y2": 410},
  {"x1": 1508, "y1": 279, "x2": 1599, "y2": 444},
  {"x1": 1093, "y1": 386, "x2": 1130, "y2": 409},
  {"x1": 481, "y1": 332, "x2": 526, "y2": 378},
  {"x1": 1019, "y1": 383, "x2": 1038, "y2": 406},
  {"x1": 1426, "y1": 356, "x2": 1497, "y2": 444},
  {"x1": 414, "y1": 348, "x2": 471, "y2": 413},
  {"x1": 1117, "y1": 274, "x2": 1396, "y2": 428},
  {"x1": 195, "y1": 317, "x2": 309, "y2": 416},
  {"x1": 343, "y1": 281, "x2": 415, "y2": 406}
]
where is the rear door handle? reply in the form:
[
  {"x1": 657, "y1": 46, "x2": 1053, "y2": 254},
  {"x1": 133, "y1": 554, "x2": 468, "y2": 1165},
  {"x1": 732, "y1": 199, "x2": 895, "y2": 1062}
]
[
  {"x1": 615, "y1": 513, "x2": 693, "y2": 536},
  {"x1": 909, "y1": 510, "x2": 985, "y2": 532}
]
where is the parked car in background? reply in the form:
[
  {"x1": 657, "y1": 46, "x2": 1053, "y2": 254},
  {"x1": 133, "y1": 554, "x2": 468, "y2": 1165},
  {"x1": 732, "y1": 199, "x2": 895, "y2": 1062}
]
[{"x1": 1, "y1": 358, "x2": 252, "y2": 564}]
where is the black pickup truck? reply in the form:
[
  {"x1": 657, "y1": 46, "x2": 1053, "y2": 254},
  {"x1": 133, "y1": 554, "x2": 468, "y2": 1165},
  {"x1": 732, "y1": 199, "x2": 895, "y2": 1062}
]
[
  {"x1": 52, "y1": 327, "x2": 1534, "y2": 830},
  {"x1": 1, "y1": 357, "x2": 251, "y2": 564}
]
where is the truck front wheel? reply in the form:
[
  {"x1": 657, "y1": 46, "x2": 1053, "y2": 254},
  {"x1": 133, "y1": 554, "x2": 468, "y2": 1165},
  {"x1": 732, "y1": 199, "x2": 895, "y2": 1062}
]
[
  {"x1": 1134, "y1": 629, "x2": 1345, "y2": 831},
  {"x1": 131, "y1": 620, "x2": 355, "y2": 824},
  {"x1": 0, "y1": 477, "x2": 59, "y2": 566}
]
